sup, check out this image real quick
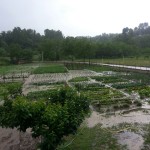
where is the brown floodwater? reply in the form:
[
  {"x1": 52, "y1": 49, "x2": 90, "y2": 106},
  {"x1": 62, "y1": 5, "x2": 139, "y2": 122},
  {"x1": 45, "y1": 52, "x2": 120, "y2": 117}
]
[
  {"x1": 86, "y1": 109, "x2": 150, "y2": 150},
  {"x1": 86, "y1": 110, "x2": 150, "y2": 128},
  {"x1": 115, "y1": 131, "x2": 144, "y2": 150}
]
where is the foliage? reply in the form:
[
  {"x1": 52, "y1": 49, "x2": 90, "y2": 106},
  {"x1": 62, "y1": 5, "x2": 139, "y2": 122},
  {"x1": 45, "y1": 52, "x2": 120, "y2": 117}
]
[
  {"x1": 0, "y1": 87, "x2": 89, "y2": 150},
  {"x1": 65, "y1": 63, "x2": 112, "y2": 71},
  {"x1": 69, "y1": 77, "x2": 89, "y2": 82},
  {"x1": 6, "y1": 82, "x2": 22, "y2": 98},
  {"x1": 123, "y1": 72, "x2": 150, "y2": 84},
  {"x1": 1, "y1": 22, "x2": 150, "y2": 64},
  {"x1": 0, "y1": 82, "x2": 22, "y2": 99},
  {"x1": 112, "y1": 82, "x2": 145, "y2": 89},
  {"x1": 33, "y1": 64, "x2": 67, "y2": 74},
  {"x1": 31, "y1": 81, "x2": 64, "y2": 86},
  {"x1": 58, "y1": 125, "x2": 123, "y2": 150},
  {"x1": 0, "y1": 63, "x2": 37, "y2": 75},
  {"x1": 26, "y1": 89, "x2": 56, "y2": 100},
  {"x1": 74, "y1": 83, "x2": 105, "y2": 92},
  {"x1": 127, "y1": 86, "x2": 150, "y2": 99},
  {"x1": 91, "y1": 76, "x2": 127, "y2": 83}
]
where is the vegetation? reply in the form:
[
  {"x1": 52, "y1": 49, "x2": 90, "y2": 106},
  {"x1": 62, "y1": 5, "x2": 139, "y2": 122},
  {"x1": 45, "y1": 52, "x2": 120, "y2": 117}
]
[
  {"x1": 0, "y1": 87, "x2": 89, "y2": 150},
  {"x1": 58, "y1": 125, "x2": 123, "y2": 150},
  {"x1": 1, "y1": 22, "x2": 150, "y2": 64},
  {"x1": 65, "y1": 63, "x2": 112, "y2": 71},
  {"x1": 75, "y1": 82, "x2": 126, "y2": 107},
  {"x1": 89, "y1": 57, "x2": 150, "y2": 67},
  {"x1": 0, "y1": 82, "x2": 22, "y2": 100},
  {"x1": 112, "y1": 82, "x2": 145, "y2": 89},
  {"x1": 69, "y1": 77, "x2": 89, "y2": 82},
  {"x1": 91, "y1": 76, "x2": 127, "y2": 83},
  {"x1": 0, "y1": 64, "x2": 37, "y2": 74},
  {"x1": 1, "y1": 21, "x2": 150, "y2": 149},
  {"x1": 33, "y1": 64, "x2": 67, "y2": 74}
]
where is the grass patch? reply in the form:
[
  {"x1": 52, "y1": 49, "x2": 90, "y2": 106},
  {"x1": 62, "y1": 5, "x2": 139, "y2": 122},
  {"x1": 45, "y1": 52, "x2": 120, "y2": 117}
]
[
  {"x1": 0, "y1": 64, "x2": 38, "y2": 75},
  {"x1": 142, "y1": 124, "x2": 150, "y2": 148},
  {"x1": 91, "y1": 76, "x2": 127, "y2": 83},
  {"x1": 58, "y1": 125, "x2": 122, "y2": 150},
  {"x1": 69, "y1": 77, "x2": 89, "y2": 82},
  {"x1": 65, "y1": 63, "x2": 112, "y2": 72},
  {"x1": 33, "y1": 64, "x2": 67, "y2": 74},
  {"x1": 31, "y1": 81, "x2": 65, "y2": 86},
  {"x1": 112, "y1": 82, "x2": 145, "y2": 89},
  {"x1": 84, "y1": 57, "x2": 150, "y2": 67}
]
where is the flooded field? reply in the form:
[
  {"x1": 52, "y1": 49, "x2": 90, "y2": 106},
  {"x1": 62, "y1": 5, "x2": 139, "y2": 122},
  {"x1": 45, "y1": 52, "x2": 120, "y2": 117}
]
[{"x1": 1, "y1": 63, "x2": 150, "y2": 150}]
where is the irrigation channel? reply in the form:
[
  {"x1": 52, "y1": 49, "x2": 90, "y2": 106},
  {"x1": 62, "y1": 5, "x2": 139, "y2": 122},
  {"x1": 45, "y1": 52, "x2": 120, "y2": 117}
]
[{"x1": 1, "y1": 64, "x2": 150, "y2": 149}]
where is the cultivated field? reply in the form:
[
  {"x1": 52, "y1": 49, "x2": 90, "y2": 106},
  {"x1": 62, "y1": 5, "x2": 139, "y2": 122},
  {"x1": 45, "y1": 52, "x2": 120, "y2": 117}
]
[{"x1": 1, "y1": 62, "x2": 150, "y2": 149}]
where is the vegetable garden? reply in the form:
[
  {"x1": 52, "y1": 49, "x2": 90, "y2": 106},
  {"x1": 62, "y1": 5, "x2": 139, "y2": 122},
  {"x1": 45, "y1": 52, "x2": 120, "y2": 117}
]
[{"x1": 1, "y1": 62, "x2": 150, "y2": 149}]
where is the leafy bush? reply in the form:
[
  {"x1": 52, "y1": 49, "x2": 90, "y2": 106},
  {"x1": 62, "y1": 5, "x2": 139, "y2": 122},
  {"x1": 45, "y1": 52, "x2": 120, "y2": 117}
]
[
  {"x1": 0, "y1": 82, "x2": 22, "y2": 99},
  {"x1": 0, "y1": 87, "x2": 89, "y2": 150}
]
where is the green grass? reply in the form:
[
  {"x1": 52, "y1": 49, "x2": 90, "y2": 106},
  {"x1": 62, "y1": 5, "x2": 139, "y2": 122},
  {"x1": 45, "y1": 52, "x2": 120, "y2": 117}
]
[
  {"x1": 69, "y1": 77, "x2": 89, "y2": 82},
  {"x1": 58, "y1": 125, "x2": 122, "y2": 150},
  {"x1": 91, "y1": 76, "x2": 127, "y2": 83},
  {"x1": 65, "y1": 63, "x2": 112, "y2": 72},
  {"x1": 81, "y1": 57, "x2": 150, "y2": 67},
  {"x1": 33, "y1": 64, "x2": 67, "y2": 74},
  {"x1": 0, "y1": 63, "x2": 38, "y2": 74},
  {"x1": 0, "y1": 57, "x2": 10, "y2": 65},
  {"x1": 112, "y1": 82, "x2": 146, "y2": 89},
  {"x1": 143, "y1": 124, "x2": 150, "y2": 146}
]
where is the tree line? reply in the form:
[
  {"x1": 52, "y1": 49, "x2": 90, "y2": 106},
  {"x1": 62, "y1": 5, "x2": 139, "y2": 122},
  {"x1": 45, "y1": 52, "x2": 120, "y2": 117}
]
[{"x1": 0, "y1": 23, "x2": 150, "y2": 64}]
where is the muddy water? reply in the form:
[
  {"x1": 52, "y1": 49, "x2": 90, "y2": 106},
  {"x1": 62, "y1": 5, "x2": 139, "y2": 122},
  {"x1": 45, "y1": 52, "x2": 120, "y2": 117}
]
[
  {"x1": 115, "y1": 132, "x2": 144, "y2": 150},
  {"x1": 142, "y1": 101, "x2": 150, "y2": 109},
  {"x1": 0, "y1": 127, "x2": 40, "y2": 150},
  {"x1": 86, "y1": 110, "x2": 150, "y2": 150},
  {"x1": 87, "y1": 110, "x2": 150, "y2": 128}
]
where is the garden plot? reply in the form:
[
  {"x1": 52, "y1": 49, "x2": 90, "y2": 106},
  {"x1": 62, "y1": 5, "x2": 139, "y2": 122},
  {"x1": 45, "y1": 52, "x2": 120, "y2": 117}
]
[
  {"x1": 29, "y1": 70, "x2": 97, "y2": 84},
  {"x1": 69, "y1": 71, "x2": 150, "y2": 149},
  {"x1": 22, "y1": 68, "x2": 150, "y2": 150},
  {"x1": 0, "y1": 64, "x2": 39, "y2": 75},
  {"x1": 2, "y1": 65, "x2": 150, "y2": 150},
  {"x1": 0, "y1": 72, "x2": 30, "y2": 83},
  {"x1": 22, "y1": 70, "x2": 98, "y2": 95},
  {"x1": 71, "y1": 75, "x2": 141, "y2": 113},
  {"x1": 0, "y1": 64, "x2": 39, "y2": 83}
]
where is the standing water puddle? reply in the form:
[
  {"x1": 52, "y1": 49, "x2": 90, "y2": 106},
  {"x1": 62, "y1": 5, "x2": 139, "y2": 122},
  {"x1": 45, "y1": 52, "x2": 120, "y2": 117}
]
[
  {"x1": 86, "y1": 110, "x2": 150, "y2": 149},
  {"x1": 115, "y1": 131, "x2": 144, "y2": 150},
  {"x1": 87, "y1": 110, "x2": 150, "y2": 128}
]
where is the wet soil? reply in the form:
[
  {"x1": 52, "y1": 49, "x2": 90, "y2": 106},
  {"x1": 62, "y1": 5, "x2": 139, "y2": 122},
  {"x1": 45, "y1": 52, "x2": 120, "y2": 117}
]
[{"x1": 0, "y1": 127, "x2": 40, "y2": 150}]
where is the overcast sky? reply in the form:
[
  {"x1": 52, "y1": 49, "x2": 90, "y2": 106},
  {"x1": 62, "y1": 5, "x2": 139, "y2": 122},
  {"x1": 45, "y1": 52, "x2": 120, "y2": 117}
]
[{"x1": 0, "y1": 0, "x2": 150, "y2": 37}]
